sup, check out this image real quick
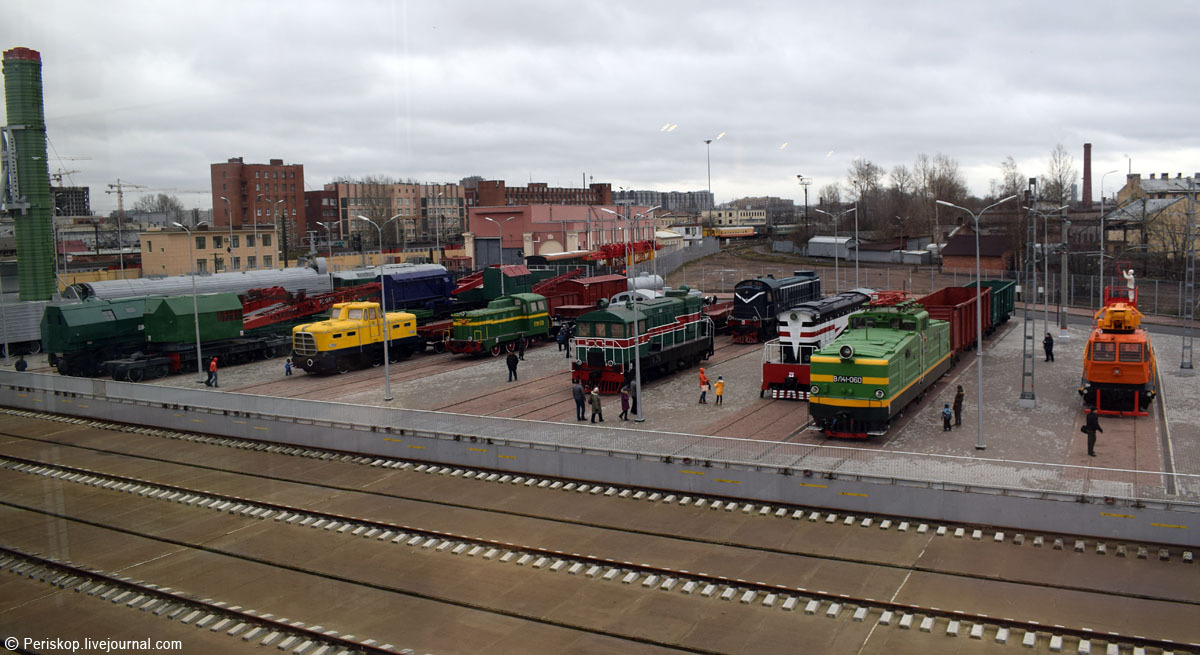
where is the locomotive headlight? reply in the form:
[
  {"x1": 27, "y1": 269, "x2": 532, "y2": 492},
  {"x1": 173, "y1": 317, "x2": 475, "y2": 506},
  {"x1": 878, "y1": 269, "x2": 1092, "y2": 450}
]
[
  {"x1": 839, "y1": 345, "x2": 854, "y2": 359},
  {"x1": 790, "y1": 312, "x2": 798, "y2": 322},
  {"x1": 809, "y1": 384, "x2": 820, "y2": 395},
  {"x1": 874, "y1": 389, "x2": 885, "y2": 399}
]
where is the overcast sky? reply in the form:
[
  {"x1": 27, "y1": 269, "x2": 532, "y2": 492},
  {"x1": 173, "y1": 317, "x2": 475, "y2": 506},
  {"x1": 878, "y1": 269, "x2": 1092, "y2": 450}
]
[{"x1": 6, "y1": 0, "x2": 1198, "y2": 214}]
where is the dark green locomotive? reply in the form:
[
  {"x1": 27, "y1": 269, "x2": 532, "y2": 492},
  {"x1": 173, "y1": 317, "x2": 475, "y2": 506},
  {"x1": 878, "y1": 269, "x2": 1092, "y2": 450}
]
[
  {"x1": 808, "y1": 297, "x2": 952, "y2": 438},
  {"x1": 571, "y1": 287, "x2": 713, "y2": 393},
  {"x1": 42, "y1": 293, "x2": 289, "y2": 381}
]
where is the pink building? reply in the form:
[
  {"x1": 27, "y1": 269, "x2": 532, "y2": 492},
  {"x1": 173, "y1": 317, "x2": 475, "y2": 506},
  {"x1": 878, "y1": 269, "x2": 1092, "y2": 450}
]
[{"x1": 465, "y1": 205, "x2": 653, "y2": 267}]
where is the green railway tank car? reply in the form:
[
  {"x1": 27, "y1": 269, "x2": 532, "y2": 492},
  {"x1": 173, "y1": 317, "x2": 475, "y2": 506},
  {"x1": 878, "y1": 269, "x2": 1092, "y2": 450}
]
[{"x1": 808, "y1": 296, "x2": 952, "y2": 438}]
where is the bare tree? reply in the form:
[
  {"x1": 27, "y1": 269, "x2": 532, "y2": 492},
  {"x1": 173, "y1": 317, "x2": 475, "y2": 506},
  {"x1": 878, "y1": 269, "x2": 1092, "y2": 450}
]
[
  {"x1": 132, "y1": 193, "x2": 184, "y2": 215},
  {"x1": 1039, "y1": 144, "x2": 1077, "y2": 206},
  {"x1": 999, "y1": 156, "x2": 1024, "y2": 201}
]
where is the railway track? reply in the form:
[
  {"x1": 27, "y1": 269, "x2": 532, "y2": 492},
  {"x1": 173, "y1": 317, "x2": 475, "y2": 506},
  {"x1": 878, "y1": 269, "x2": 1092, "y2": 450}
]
[{"x1": 1, "y1": 409, "x2": 1195, "y2": 653}]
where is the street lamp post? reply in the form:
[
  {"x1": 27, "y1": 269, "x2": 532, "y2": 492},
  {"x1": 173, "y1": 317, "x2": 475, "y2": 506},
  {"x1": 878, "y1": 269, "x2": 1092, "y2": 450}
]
[
  {"x1": 353, "y1": 214, "x2": 403, "y2": 402},
  {"x1": 172, "y1": 221, "x2": 209, "y2": 382},
  {"x1": 600, "y1": 206, "x2": 647, "y2": 422},
  {"x1": 936, "y1": 195, "x2": 1018, "y2": 451},
  {"x1": 271, "y1": 198, "x2": 286, "y2": 269},
  {"x1": 480, "y1": 215, "x2": 517, "y2": 294},
  {"x1": 1099, "y1": 169, "x2": 1120, "y2": 302},
  {"x1": 796, "y1": 175, "x2": 811, "y2": 242},
  {"x1": 813, "y1": 207, "x2": 857, "y2": 294},
  {"x1": 1030, "y1": 205, "x2": 1069, "y2": 338},
  {"x1": 318, "y1": 221, "x2": 337, "y2": 264},
  {"x1": 219, "y1": 196, "x2": 232, "y2": 273}
]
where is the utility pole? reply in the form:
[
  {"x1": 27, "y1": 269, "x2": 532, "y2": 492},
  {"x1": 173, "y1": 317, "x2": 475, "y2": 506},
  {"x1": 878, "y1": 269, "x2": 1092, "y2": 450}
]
[
  {"x1": 1182, "y1": 175, "x2": 1196, "y2": 373},
  {"x1": 1018, "y1": 178, "x2": 1038, "y2": 408}
]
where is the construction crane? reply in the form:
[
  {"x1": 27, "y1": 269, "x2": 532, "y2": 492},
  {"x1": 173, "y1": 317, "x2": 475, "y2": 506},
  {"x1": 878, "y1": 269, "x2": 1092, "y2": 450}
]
[
  {"x1": 106, "y1": 178, "x2": 147, "y2": 274},
  {"x1": 50, "y1": 168, "x2": 80, "y2": 186}
]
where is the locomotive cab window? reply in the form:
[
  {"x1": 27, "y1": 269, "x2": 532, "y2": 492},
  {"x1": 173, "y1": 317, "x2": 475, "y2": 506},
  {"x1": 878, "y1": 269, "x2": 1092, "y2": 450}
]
[
  {"x1": 610, "y1": 323, "x2": 625, "y2": 338},
  {"x1": 100, "y1": 309, "x2": 116, "y2": 321},
  {"x1": 1118, "y1": 343, "x2": 1143, "y2": 362},
  {"x1": 1091, "y1": 342, "x2": 1116, "y2": 362},
  {"x1": 901, "y1": 320, "x2": 916, "y2": 331},
  {"x1": 348, "y1": 309, "x2": 364, "y2": 320}
]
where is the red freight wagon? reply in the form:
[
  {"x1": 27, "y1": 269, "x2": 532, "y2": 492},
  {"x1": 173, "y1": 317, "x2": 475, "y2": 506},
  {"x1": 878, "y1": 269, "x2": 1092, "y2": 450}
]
[
  {"x1": 557, "y1": 274, "x2": 628, "y2": 306},
  {"x1": 916, "y1": 286, "x2": 992, "y2": 354}
]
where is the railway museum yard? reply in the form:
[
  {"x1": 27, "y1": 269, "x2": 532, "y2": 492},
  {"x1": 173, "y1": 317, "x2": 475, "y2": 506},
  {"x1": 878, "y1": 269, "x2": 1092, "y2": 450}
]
[{"x1": 3, "y1": 261, "x2": 1199, "y2": 655}]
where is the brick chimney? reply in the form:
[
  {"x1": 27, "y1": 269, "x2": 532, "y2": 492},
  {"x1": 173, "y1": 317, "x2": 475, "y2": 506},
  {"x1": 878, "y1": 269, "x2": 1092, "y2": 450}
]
[{"x1": 1082, "y1": 143, "x2": 1092, "y2": 209}]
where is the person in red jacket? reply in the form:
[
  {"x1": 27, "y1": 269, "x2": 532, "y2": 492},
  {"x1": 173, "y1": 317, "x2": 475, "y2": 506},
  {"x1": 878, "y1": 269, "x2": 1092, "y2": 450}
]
[
  {"x1": 698, "y1": 367, "x2": 710, "y2": 404},
  {"x1": 206, "y1": 356, "x2": 219, "y2": 388}
]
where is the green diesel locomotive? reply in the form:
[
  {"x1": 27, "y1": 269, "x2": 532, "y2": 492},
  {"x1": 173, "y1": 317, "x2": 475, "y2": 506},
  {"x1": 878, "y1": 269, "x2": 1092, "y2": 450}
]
[
  {"x1": 808, "y1": 296, "x2": 952, "y2": 438},
  {"x1": 571, "y1": 287, "x2": 714, "y2": 393},
  {"x1": 447, "y1": 293, "x2": 551, "y2": 356}
]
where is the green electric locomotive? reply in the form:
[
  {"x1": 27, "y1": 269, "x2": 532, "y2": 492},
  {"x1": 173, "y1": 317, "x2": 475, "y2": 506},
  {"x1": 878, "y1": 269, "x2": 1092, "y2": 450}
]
[
  {"x1": 447, "y1": 293, "x2": 551, "y2": 356},
  {"x1": 571, "y1": 286, "x2": 714, "y2": 393},
  {"x1": 808, "y1": 295, "x2": 952, "y2": 438}
]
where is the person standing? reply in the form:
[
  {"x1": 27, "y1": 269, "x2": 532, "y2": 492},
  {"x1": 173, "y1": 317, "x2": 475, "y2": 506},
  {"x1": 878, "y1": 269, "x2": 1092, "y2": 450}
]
[
  {"x1": 629, "y1": 379, "x2": 639, "y2": 417},
  {"x1": 518, "y1": 334, "x2": 526, "y2": 360},
  {"x1": 1083, "y1": 410, "x2": 1103, "y2": 457},
  {"x1": 698, "y1": 367, "x2": 710, "y2": 404},
  {"x1": 506, "y1": 351, "x2": 519, "y2": 382},
  {"x1": 206, "y1": 356, "x2": 219, "y2": 387},
  {"x1": 1043, "y1": 333, "x2": 1055, "y2": 362},
  {"x1": 572, "y1": 381, "x2": 586, "y2": 421},
  {"x1": 941, "y1": 403, "x2": 952, "y2": 431},
  {"x1": 714, "y1": 376, "x2": 725, "y2": 405},
  {"x1": 556, "y1": 328, "x2": 566, "y2": 351},
  {"x1": 284, "y1": 358, "x2": 293, "y2": 376},
  {"x1": 563, "y1": 325, "x2": 573, "y2": 359},
  {"x1": 589, "y1": 387, "x2": 604, "y2": 423},
  {"x1": 953, "y1": 385, "x2": 964, "y2": 427},
  {"x1": 619, "y1": 384, "x2": 630, "y2": 420}
]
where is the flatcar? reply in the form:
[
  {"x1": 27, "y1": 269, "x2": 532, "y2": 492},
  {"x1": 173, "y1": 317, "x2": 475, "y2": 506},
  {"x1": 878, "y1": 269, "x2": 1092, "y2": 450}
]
[
  {"x1": 1079, "y1": 283, "x2": 1157, "y2": 415},
  {"x1": 808, "y1": 294, "x2": 952, "y2": 438},
  {"x1": 447, "y1": 293, "x2": 551, "y2": 356},
  {"x1": 571, "y1": 287, "x2": 713, "y2": 394},
  {"x1": 760, "y1": 289, "x2": 872, "y2": 399},
  {"x1": 729, "y1": 271, "x2": 822, "y2": 343},
  {"x1": 291, "y1": 301, "x2": 421, "y2": 374}
]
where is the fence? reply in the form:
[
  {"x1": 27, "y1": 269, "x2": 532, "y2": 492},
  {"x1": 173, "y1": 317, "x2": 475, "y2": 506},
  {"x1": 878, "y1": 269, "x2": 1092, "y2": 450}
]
[{"x1": 3, "y1": 370, "x2": 1196, "y2": 507}]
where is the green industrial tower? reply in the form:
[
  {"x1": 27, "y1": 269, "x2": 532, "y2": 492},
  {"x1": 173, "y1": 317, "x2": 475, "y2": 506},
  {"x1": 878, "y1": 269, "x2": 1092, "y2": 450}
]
[{"x1": 2, "y1": 47, "x2": 54, "y2": 300}]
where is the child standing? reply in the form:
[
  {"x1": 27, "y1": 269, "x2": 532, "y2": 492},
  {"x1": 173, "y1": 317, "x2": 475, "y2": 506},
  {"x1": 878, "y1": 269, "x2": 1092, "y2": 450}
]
[
  {"x1": 941, "y1": 403, "x2": 952, "y2": 431},
  {"x1": 714, "y1": 376, "x2": 725, "y2": 405},
  {"x1": 284, "y1": 358, "x2": 293, "y2": 376}
]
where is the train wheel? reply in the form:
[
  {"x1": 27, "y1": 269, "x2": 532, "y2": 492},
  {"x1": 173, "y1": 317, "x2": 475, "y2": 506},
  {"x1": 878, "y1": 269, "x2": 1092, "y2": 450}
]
[
  {"x1": 371, "y1": 352, "x2": 383, "y2": 367},
  {"x1": 336, "y1": 357, "x2": 352, "y2": 374},
  {"x1": 505, "y1": 341, "x2": 516, "y2": 353},
  {"x1": 490, "y1": 344, "x2": 502, "y2": 357},
  {"x1": 152, "y1": 365, "x2": 168, "y2": 379},
  {"x1": 127, "y1": 368, "x2": 145, "y2": 383},
  {"x1": 434, "y1": 341, "x2": 446, "y2": 354}
]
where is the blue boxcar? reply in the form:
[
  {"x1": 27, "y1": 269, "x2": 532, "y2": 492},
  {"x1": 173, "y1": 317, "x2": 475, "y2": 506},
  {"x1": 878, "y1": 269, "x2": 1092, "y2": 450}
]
[{"x1": 380, "y1": 264, "x2": 457, "y2": 315}]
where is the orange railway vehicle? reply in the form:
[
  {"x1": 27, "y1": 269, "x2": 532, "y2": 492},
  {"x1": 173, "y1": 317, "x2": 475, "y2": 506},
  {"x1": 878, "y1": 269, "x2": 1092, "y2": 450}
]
[{"x1": 1079, "y1": 283, "x2": 1157, "y2": 415}]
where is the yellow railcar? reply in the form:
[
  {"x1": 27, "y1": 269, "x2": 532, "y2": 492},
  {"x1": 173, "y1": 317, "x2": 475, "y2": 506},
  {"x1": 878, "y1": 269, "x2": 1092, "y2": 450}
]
[{"x1": 292, "y1": 301, "x2": 420, "y2": 374}]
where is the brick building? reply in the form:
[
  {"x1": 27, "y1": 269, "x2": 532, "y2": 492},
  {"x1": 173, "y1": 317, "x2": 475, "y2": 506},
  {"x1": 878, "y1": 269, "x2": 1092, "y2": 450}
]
[
  {"x1": 325, "y1": 181, "x2": 466, "y2": 249},
  {"x1": 940, "y1": 232, "x2": 1014, "y2": 274},
  {"x1": 210, "y1": 157, "x2": 305, "y2": 250},
  {"x1": 464, "y1": 204, "x2": 653, "y2": 268},
  {"x1": 470, "y1": 180, "x2": 613, "y2": 208}
]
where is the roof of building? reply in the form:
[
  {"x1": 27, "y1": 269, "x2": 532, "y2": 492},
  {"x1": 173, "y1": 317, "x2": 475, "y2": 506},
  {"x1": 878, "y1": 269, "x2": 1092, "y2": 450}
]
[
  {"x1": 856, "y1": 239, "x2": 904, "y2": 252},
  {"x1": 1135, "y1": 174, "x2": 1200, "y2": 195},
  {"x1": 808, "y1": 236, "x2": 855, "y2": 245},
  {"x1": 1105, "y1": 197, "x2": 1185, "y2": 223},
  {"x1": 940, "y1": 235, "x2": 1013, "y2": 258}
]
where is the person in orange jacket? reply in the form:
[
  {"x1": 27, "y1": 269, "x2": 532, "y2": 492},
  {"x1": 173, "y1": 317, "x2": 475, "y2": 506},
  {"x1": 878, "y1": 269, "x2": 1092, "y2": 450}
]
[
  {"x1": 698, "y1": 367, "x2": 710, "y2": 404},
  {"x1": 206, "y1": 356, "x2": 219, "y2": 388}
]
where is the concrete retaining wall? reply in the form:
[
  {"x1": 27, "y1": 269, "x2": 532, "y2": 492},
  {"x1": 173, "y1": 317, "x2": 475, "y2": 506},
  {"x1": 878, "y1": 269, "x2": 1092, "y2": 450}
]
[{"x1": 3, "y1": 373, "x2": 1195, "y2": 547}]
